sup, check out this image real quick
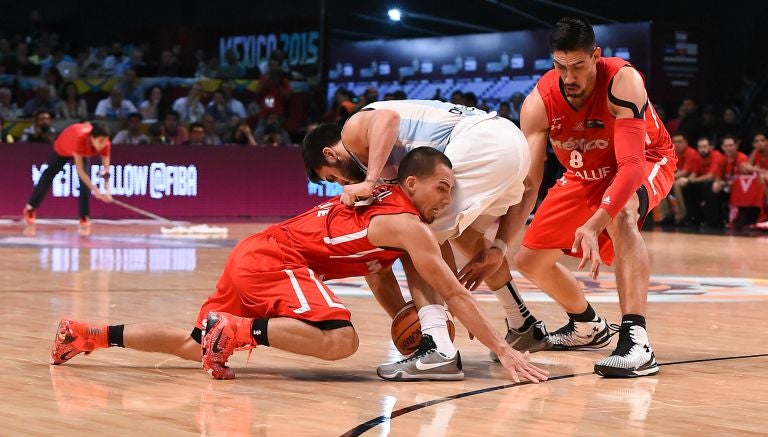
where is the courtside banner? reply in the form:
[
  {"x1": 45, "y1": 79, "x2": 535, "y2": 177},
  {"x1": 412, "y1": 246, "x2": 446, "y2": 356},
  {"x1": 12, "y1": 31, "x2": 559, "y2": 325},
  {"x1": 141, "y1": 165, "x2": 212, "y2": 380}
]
[{"x1": 2, "y1": 143, "x2": 340, "y2": 219}]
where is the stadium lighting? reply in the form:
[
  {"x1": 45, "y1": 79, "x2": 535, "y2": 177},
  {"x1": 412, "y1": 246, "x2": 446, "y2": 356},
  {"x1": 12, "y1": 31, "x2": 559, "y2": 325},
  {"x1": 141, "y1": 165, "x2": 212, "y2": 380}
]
[{"x1": 388, "y1": 8, "x2": 401, "y2": 21}]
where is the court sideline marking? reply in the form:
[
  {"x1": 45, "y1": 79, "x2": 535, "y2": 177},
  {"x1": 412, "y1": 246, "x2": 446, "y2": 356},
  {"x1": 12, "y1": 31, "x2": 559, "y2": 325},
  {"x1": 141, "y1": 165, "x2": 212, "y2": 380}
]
[{"x1": 341, "y1": 352, "x2": 768, "y2": 436}]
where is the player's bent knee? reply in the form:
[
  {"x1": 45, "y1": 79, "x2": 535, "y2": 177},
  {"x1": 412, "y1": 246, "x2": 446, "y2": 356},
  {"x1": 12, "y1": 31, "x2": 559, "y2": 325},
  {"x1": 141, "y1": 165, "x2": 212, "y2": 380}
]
[
  {"x1": 608, "y1": 205, "x2": 641, "y2": 236},
  {"x1": 320, "y1": 326, "x2": 359, "y2": 360},
  {"x1": 514, "y1": 249, "x2": 539, "y2": 277}
]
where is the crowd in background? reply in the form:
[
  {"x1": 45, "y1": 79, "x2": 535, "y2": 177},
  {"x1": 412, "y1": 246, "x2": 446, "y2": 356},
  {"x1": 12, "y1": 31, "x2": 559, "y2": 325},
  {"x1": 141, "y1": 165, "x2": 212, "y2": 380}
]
[{"x1": 2, "y1": 11, "x2": 767, "y2": 230}]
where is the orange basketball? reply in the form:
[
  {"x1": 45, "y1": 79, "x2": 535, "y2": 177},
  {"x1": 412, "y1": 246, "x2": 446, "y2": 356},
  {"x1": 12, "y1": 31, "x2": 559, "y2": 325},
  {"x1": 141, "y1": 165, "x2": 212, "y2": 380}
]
[{"x1": 391, "y1": 301, "x2": 456, "y2": 355}]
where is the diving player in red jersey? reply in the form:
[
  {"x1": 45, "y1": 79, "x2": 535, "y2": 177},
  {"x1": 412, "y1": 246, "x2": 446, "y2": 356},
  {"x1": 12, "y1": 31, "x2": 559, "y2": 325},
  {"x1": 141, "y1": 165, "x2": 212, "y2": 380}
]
[
  {"x1": 50, "y1": 148, "x2": 548, "y2": 383},
  {"x1": 507, "y1": 17, "x2": 677, "y2": 377}
]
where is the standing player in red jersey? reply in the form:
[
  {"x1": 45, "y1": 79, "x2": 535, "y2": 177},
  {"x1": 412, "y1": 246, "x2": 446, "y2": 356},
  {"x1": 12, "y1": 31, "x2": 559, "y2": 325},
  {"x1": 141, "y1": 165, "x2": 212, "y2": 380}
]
[
  {"x1": 22, "y1": 122, "x2": 113, "y2": 236},
  {"x1": 50, "y1": 148, "x2": 548, "y2": 383},
  {"x1": 506, "y1": 17, "x2": 676, "y2": 377}
]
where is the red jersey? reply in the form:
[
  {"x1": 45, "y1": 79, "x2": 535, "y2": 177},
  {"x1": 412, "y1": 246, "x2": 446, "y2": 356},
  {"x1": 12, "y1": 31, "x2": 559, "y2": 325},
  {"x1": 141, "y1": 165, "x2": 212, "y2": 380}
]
[
  {"x1": 537, "y1": 57, "x2": 674, "y2": 183},
  {"x1": 263, "y1": 185, "x2": 420, "y2": 280},
  {"x1": 54, "y1": 123, "x2": 111, "y2": 158},
  {"x1": 677, "y1": 146, "x2": 701, "y2": 173},
  {"x1": 750, "y1": 150, "x2": 768, "y2": 170},
  {"x1": 721, "y1": 152, "x2": 749, "y2": 181},
  {"x1": 691, "y1": 149, "x2": 725, "y2": 176}
]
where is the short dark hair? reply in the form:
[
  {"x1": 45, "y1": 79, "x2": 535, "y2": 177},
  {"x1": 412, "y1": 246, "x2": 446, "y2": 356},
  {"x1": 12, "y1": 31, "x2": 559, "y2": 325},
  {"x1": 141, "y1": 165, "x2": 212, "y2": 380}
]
[
  {"x1": 549, "y1": 17, "x2": 596, "y2": 52},
  {"x1": 752, "y1": 130, "x2": 767, "y2": 140},
  {"x1": 696, "y1": 136, "x2": 712, "y2": 145},
  {"x1": 302, "y1": 123, "x2": 341, "y2": 183},
  {"x1": 397, "y1": 147, "x2": 452, "y2": 183},
  {"x1": 189, "y1": 122, "x2": 204, "y2": 131},
  {"x1": 671, "y1": 131, "x2": 687, "y2": 141},
  {"x1": 90, "y1": 122, "x2": 110, "y2": 138},
  {"x1": 164, "y1": 110, "x2": 180, "y2": 121},
  {"x1": 127, "y1": 112, "x2": 142, "y2": 121},
  {"x1": 721, "y1": 134, "x2": 737, "y2": 144},
  {"x1": 34, "y1": 109, "x2": 52, "y2": 120}
]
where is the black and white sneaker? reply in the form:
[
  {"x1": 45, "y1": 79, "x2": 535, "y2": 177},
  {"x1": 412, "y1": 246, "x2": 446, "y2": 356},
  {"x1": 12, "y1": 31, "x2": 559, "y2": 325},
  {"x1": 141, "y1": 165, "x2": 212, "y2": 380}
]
[
  {"x1": 377, "y1": 334, "x2": 464, "y2": 381},
  {"x1": 594, "y1": 324, "x2": 659, "y2": 378},
  {"x1": 549, "y1": 317, "x2": 612, "y2": 350},
  {"x1": 490, "y1": 319, "x2": 553, "y2": 362}
]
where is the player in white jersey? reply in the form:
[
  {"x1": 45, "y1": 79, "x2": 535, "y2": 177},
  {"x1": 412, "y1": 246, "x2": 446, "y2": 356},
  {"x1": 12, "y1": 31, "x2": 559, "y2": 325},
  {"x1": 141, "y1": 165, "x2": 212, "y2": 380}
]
[{"x1": 302, "y1": 99, "x2": 552, "y2": 381}]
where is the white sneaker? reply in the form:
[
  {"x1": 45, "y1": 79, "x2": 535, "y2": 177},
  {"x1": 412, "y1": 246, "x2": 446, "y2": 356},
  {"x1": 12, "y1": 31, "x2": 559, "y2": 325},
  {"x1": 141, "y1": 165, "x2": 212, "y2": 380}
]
[
  {"x1": 594, "y1": 324, "x2": 659, "y2": 378},
  {"x1": 550, "y1": 316, "x2": 612, "y2": 350},
  {"x1": 377, "y1": 334, "x2": 464, "y2": 381}
]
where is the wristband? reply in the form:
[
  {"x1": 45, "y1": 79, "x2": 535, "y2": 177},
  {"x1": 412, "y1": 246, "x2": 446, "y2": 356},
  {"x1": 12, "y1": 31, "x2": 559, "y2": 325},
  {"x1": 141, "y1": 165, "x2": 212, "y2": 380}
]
[{"x1": 491, "y1": 238, "x2": 508, "y2": 256}]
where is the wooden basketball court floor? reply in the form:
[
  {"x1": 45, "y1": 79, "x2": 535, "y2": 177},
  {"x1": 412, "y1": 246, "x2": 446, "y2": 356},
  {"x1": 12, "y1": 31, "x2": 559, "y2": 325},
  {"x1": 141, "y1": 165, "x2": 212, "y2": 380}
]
[{"x1": 1, "y1": 219, "x2": 766, "y2": 435}]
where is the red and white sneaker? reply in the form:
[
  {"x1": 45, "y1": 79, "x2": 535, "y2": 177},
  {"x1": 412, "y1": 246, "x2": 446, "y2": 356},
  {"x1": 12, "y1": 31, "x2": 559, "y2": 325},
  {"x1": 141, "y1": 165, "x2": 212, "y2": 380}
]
[
  {"x1": 201, "y1": 312, "x2": 256, "y2": 380},
  {"x1": 22, "y1": 207, "x2": 36, "y2": 236},
  {"x1": 23, "y1": 207, "x2": 36, "y2": 225},
  {"x1": 78, "y1": 218, "x2": 91, "y2": 236},
  {"x1": 50, "y1": 319, "x2": 108, "y2": 365}
]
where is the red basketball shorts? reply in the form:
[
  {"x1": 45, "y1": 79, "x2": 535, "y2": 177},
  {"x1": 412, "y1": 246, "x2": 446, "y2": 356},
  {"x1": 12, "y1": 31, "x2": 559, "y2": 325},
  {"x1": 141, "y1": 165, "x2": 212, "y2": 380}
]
[
  {"x1": 522, "y1": 154, "x2": 675, "y2": 265},
  {"x1": 195, "y1": 234, "x2": 351, "y2": 329}
]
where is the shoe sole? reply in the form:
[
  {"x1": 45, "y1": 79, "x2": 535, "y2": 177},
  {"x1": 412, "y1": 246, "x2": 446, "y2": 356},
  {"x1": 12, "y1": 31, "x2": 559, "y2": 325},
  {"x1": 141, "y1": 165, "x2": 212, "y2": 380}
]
[
  {"x1": 50, "y1": 320, "x2": 67, "y2": 365},
  {"x1": 594, "y1": 364, "x2": 659, "y2": 378},
  {"x1": 550, "y1": 342, "x2": 612, "y2": 351},
  {"x1": 377, "y1": 369, "x2": 465, "y2": 381},
  {"x1": 594, "y1": 354, "x2": 660, "y2": 378}
]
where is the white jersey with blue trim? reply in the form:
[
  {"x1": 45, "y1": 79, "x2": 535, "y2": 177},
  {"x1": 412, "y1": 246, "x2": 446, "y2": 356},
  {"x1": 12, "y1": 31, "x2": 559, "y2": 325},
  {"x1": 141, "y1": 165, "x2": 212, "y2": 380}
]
[
  {"x1": 347, "y1": 100, "x2": 489, "y2": 183},
  {"x1": 363, "y1": 99, "x2": 487, "y2": 154}
]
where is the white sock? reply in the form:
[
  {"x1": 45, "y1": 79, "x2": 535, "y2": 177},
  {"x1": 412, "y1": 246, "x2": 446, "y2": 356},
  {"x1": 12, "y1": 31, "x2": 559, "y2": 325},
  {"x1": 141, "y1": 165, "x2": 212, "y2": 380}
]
[
  {"x1": 492, "y1": 282, "x2": 534, "y2": 330},
  {"x1": 418, "y1": 304, "x2": 457, "y2": 357}
]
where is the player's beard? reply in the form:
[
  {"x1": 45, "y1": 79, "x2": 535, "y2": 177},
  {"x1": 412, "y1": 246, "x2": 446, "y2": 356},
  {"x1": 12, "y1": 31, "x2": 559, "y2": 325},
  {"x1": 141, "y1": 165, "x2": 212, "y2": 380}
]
[
  {"x1": 565, "y1": 87, "x2": 584, "y2": 99},
  {"x1": 339, "y1": 158, "x2": 367, "y2": 184}
]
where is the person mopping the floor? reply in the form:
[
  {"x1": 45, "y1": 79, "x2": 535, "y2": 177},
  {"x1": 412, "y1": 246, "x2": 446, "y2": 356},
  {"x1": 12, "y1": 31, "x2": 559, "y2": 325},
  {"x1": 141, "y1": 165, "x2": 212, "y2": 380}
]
[{"x1": 23, "y1": 121, "x2": 113, "y2": 236}]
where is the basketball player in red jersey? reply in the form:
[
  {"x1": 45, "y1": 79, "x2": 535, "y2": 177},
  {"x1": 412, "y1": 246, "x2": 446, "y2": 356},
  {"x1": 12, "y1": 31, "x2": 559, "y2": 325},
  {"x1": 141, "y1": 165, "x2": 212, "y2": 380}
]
[
  {"x1": 22, "y1": 122, "x2": 113, "y2": 236},
  {"x1": 50, "y1": 148, "x2": 548, "y2": 383},
  {"x1": 503, "y1": 17, "x2": 677, "y2": 377}
]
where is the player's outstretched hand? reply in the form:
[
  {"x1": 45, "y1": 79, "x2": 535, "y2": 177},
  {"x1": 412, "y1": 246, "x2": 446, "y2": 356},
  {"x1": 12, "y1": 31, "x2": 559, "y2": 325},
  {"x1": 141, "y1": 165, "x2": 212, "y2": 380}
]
[
  {"x1": 340, "y1": 181, "x2": 375, "y2": 206},
  {"x1": 94, "y1": 191, "x2": 113, "y2": 203},
  {"x1": 497, "y1": 348, "x2": 549, "y2": 383},
  {"x1": 572, "y1": 224, "x2": 602, "y2": 280},
  {"x1": 458, "y1": 248, "x2": 504, "y2": 290}
]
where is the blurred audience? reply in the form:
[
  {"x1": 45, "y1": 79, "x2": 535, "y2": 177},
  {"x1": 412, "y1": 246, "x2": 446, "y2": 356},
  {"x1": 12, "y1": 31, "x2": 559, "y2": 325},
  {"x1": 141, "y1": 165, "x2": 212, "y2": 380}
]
[
  {"x1": 20, "y1": 109, "x2": 55, "y2": 142},
  {"x1": 112, "y1": 112, "x2": 149, "y2": 144},
  {"x1": 139, "y1": 85, "x2": 166, "y2": 121},
  {"x1": 0, "y1": 87, "x2": 21, "y2": 120},
  {"x1": 95, "y1": 87, "x2": 137, "y2": 121},
  {"x1": 201, "y1": 114, "x2": 223, "y2": 145},
  {"x1": 162, "y1": 110, "x2": 188, "y2": 144},
  {"x1": 56, "y1": 81, "x2": 88, "y2": 121},
  {"x1": 184, "y1": 122, "x2": 206, "y2": 145},
  {"x1": 254, "y1": 112, "x2": 290, "y2": 146},
  {"x1": 116, "y1": 69, "x2": 144, "y2": 107},
  {"x1": 22, "y1": 84, "x2": 58, "y2": 117},
  {"x1": 172, "y1": 82, "x2": 205, "y2": 123}
]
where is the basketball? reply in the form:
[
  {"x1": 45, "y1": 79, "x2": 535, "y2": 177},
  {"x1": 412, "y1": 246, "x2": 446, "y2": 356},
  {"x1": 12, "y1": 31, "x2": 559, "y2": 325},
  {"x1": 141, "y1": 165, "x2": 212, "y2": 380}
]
[{"x1": 391, "y1": 301, "x2": 456, "y2": 355}]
